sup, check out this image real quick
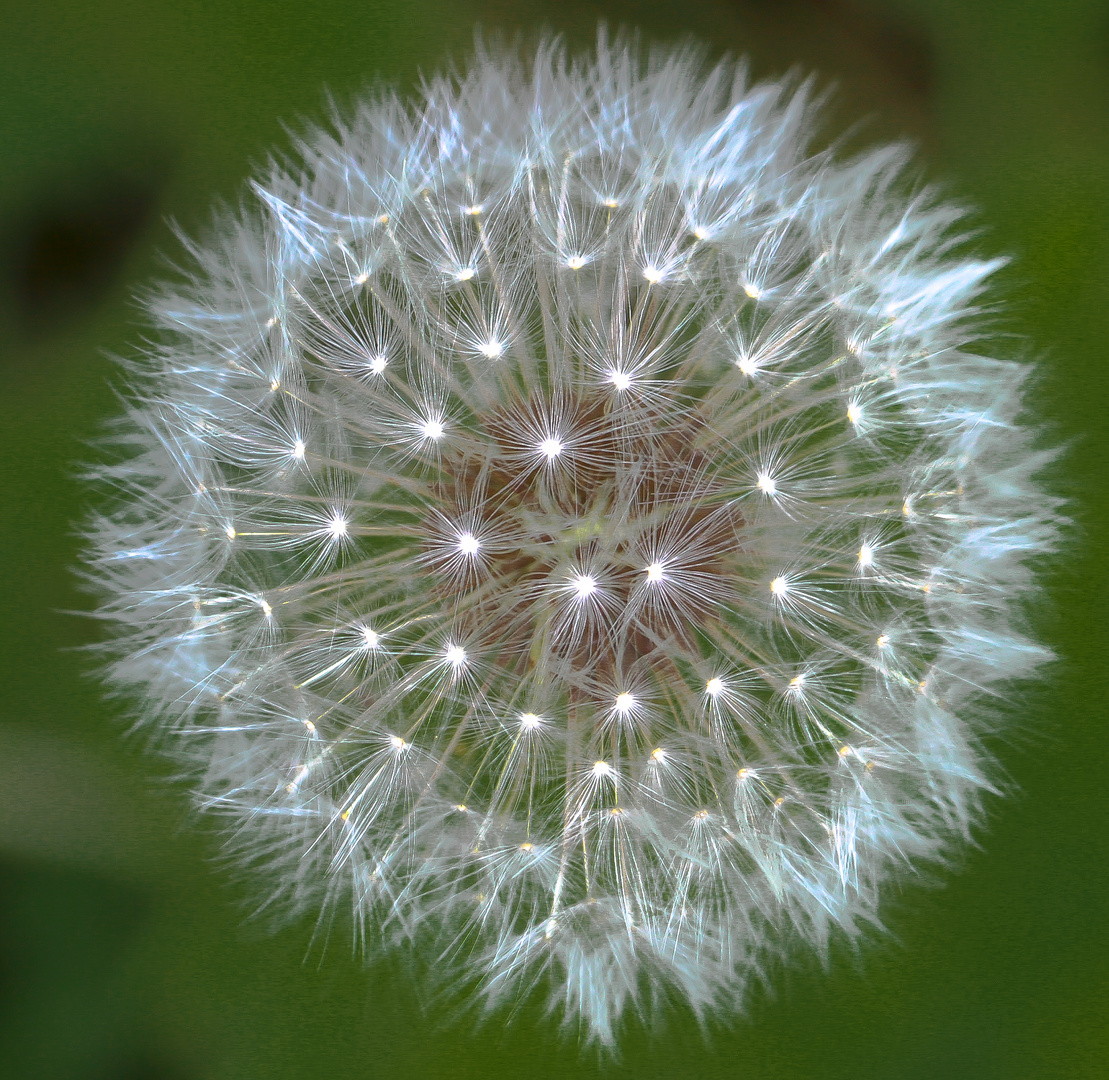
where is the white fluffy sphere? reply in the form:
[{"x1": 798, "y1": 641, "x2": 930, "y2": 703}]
[{"x1": 83, "y1": 32, "x2": 1060, "y2": 1044}]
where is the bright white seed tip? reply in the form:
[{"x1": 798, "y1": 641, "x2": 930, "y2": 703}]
[
  {"x1": 456, "y1": 532, "x2": 481, "y2": 555},
  {"x1": 83, "y1": 33, "x2": 1060, "y2": 1050},
  {"x1": 613, "y1": 692, "x2": 636, "y2": 714}
]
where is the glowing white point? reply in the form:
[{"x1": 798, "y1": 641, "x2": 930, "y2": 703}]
[
  {"x1": 571, "y1": 575, "x2": 597, "y2": 600},
  {"x1": 354, "y1": 272, "x2": 369, "y2": 285},
  {"x1": 368, "y1": 354, "x2": 387, "y2": 374},
  {"x1": 455, "y1": 267, "x2": 475, "y2": 281},
  {"x1": 445, "y1": 645, "x2": 467, "y2": 667},
  {"x1": 479, "y1": 340, "x2": 503, "y2": 359},
  {"x1": 644, "y1": 562, "x2": 665, "y2": 583},
  {"x1": 538, "y1": 437, "x2": 563, "y2": 459},
  {"x1": 613, "y1": 692, "x2": 636, "y2": 715},
  {"x1": 327, "y1": 515, "x2": 348, "y2": 540},
  {"x1": 456, "y1": 532, "x2": 481, "y2": 556},
  {"x1": 607, "y1": 370, "x2": 631, "y2": 391},
  {"x1": 360, "y1": 626, "x2": 380, "y2": 649},
  {"x1": 259, "y1": 599, "x2": 273, "y2": 617},
  {"x1": 877, "y1": 634, "x2": 890, "y2": 649},
  {"x1": 465, "y1": 204, "x2": 483, "y2": 216},
  {"x1": 519, "y1": 712, "x2": 541, "y2": 730},
  {"x1": 788, "y1": 674, "x2": 805, "y2": 690},
  {"x1": 420, "y1": 418, "x2": 445, "y2": 441},
  {"x1": 292, "y1": 439, "x2": 306, "y2": 460},
  {"x1": 770, "y1": 576, "x2": 789, "y2": 596},
  {"x1": 858, "y1": 544, "x2": 874, "y2": 567},
  {"x1": 304, "y1": 720, "x2": 315, "y2": 732},
  {"x1": 692, "y1": 227, "x2": 708, "y2": 240},
  {"x1": 225, "y1": 525, "x2": 236, "y2": 540},
  {"x1": 705, "y1": 677, "x2": 724, "y2": 697},
  {"x1": 566, "y1": 255, "x2": 587, "y2": 270},
  {"x1": 847, "y1": 402, "x2": 863, "y2": 425},
  {"x1": 743, "y1": 282, "x2": 762, "y2": 299},
  {"x1": 757, "y1": 473, "x2": 777, "y2": 496},
  {"x1": 602, "y1": 198, "x2": 619, "y2": 208},
  {"x1": 389, "y1": 735, "x2": 408, "y2": 751},
  {"x1": 592, "y1": 760, "x2": 613, "y2": 778},
  {"x1": 651, "y1": 747, "x2": 666, "y2": 762},
  {"x1": 643, "y1": 266, "x2": 664, "y2": 284},
  {"x1": 736, "y1": 356, "x2": 759, "y2": 376}
]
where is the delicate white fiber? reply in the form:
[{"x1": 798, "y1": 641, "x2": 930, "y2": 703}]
[{"x1": 82, "y1": 31, "x2": 1061, "y2": 1044}]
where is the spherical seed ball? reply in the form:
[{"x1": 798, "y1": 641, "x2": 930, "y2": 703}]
[{"x1": 82, "y1": 32, "x2": 1061, "y2": 1044}]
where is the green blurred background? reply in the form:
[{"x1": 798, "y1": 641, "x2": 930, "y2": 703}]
[{"x1": 0, "y1": 1, "x2": 1105, "y2": 1077}]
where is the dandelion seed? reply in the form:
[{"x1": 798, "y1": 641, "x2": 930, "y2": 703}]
[
  {"x1": 456, "y1": 532, "x2": 481, "y2": 555},
  {"x1": 613, "y1": 692, "x2": 636, "y2": 715},
  {"x1": 81, "y1": 31, "x2": 1061, "y2": 1050},
  {"x1": 537, "y1": 436, "x2": 563, "y2": 459}
]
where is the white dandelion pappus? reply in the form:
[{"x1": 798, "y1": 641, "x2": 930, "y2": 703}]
[{"x1": 82, "y1": 32, "x2": 1061, "y2": 1045}]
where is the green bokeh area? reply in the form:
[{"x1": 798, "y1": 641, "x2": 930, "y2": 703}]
[{"x1": 1, "y1": 1, "x2": 1105, "y2": 1077}]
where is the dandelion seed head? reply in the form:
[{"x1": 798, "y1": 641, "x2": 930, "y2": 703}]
[{"x1": 82, "y1": 31, "x2": 1061, "y2": 1049}]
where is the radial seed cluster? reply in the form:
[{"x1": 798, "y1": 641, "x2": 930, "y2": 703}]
[{"x1": 84, "y1": 37, "x2": 1059, "y2": 1042}]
